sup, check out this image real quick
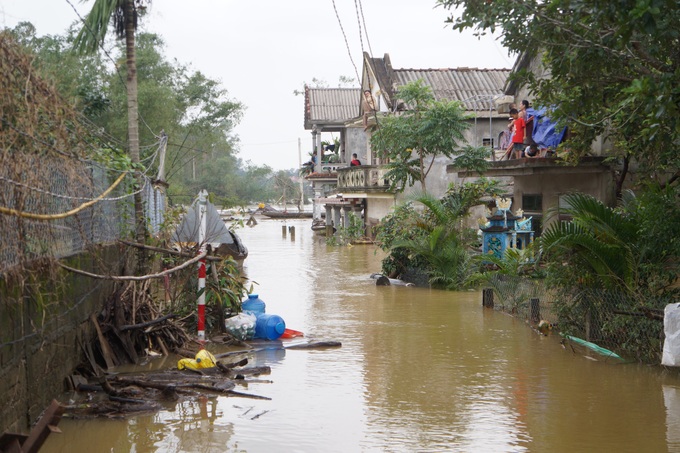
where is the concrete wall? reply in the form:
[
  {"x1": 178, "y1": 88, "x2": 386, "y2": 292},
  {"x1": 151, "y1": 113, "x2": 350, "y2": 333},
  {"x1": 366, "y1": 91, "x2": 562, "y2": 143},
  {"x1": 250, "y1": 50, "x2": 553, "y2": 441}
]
[
  {"x1": 0, "y1": 245, "x2": 128, "y2": 433},
  {"x1": 365, "y1": 196, "x2": 397, "y2": 237},
  {"x1": 514, "y1": 169, "x2": 615, "y2": 230},
  {"x1": 345, "y1": 126, "x2": 368, "y2": 164}
]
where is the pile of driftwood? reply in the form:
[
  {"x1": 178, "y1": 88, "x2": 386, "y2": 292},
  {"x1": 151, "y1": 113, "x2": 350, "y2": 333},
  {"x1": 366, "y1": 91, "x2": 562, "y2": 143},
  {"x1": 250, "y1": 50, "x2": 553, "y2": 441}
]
[
  {"x1": 65, "y1": 352, "x2": 272, "y2": 419},
  {"x1": 85, "y1": 280, "x2": 193, "y2": 374},
  {"x1": 71, "y1": 277, "x2": 343, "y2": 420},
  {"x1": 65, "y1": 340, "x2": 342, "y2": 419}
]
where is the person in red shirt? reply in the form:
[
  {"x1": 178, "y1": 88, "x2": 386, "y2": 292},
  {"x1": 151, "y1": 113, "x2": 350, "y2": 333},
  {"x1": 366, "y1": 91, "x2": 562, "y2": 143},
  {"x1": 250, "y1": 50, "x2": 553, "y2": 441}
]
[
  {"x1": 506, "y1": 108, "x2": 526, "y2": 159},
  {"x1": 350, "y1": 153, "x2": 361, "y2": 166}
]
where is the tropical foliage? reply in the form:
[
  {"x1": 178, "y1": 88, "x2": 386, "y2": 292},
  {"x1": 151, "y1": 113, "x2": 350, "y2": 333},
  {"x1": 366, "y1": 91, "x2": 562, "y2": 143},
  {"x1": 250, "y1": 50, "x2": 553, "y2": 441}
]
[
  {"x1": 9, "y1": 23, "x2": 282, "y2": 207},
  {"x1": 326, "y1": 212, "x2": 365, "y2": 246},
  {"x1": 370, "y1": 80, "x2": 470, "y2": 194},
  {"x1": 541, "y1": 190, "x2": 679, "y2": 295},
  {"x1": 538, "y1": 189, "x2": 680, "y2": 362},
  {"x1": 375, "y1": 179, "x2": 502, "y2": 289},
  {"x1": 74, "y1": 0, "x2": 148, "y2": 245}
]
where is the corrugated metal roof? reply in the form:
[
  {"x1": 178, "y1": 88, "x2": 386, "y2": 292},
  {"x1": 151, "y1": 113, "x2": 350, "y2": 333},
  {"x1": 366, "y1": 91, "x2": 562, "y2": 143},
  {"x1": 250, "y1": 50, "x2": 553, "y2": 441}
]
[
  {"x1": 394, "y1": 68, "x2": 511, "y2": 112},
  {"x1": 305, "y1": 88, "x2": 361, "y2": 129}
]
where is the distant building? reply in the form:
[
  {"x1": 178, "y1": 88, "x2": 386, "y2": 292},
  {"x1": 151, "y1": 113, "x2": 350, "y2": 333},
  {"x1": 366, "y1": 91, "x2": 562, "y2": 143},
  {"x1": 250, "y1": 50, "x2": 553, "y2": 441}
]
[{"x1": 303, "y1": 53, "x2": 513, "y2": 238}]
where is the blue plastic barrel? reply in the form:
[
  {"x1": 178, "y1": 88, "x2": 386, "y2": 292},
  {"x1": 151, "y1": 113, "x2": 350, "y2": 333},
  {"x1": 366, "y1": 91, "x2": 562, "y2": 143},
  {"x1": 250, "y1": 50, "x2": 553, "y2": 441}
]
[
  {"x1": 254, "y1": 314, "x2": 286, "y2": 340},
  {"x1": 242, "y1": 294, "x2": 266, "y2": 317}
]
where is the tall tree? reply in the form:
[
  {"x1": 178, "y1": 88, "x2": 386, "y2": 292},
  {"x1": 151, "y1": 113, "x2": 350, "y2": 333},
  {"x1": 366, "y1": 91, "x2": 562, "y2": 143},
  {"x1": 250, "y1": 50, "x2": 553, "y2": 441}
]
[
  {"x1": 10, "y1": 22, "x2": 110, "y2": 117},
  {"x1": 74, "y1": 0, "x2": 147, "y2": 246},
  {"x1": 369, "y1": 80, "x2": 470, "y2": 194},
  {"x1": 437, "y1": 0, "x2": 680, "y2": 190}
]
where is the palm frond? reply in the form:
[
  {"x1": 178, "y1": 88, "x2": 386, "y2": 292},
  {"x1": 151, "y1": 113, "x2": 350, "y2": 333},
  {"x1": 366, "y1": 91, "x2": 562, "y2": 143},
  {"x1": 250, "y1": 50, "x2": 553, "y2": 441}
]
[{"x1": 73, "y1": 0, "x2": 124, "y2": 54}]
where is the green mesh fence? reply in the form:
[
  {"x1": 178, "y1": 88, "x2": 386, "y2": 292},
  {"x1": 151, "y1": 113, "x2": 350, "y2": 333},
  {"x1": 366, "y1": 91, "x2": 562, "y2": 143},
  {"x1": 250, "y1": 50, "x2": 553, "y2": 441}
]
[{"x1": 486, "y1": 275, "x2": 665, "y2": 363}]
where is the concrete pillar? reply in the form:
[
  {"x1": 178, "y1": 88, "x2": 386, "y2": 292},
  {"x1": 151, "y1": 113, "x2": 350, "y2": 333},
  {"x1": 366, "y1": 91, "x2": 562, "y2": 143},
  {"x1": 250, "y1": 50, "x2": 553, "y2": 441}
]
[
  {"x1": 325, "y1": 205, "x2": 334, "y2": 237},
  {"x1": 352, "y1": 206, "x2": 365, "y2": 237},
  {"x1": 311, "y1": 127, "x2": 317, "y2": 170},
  {"x1": 333, "y1": 206, "x2": 341, "y2": 231},
  {"x1": 342, "y1": 206, "x2": 352, "y2": 228},
  {"x1": 315, "y1": 128, "x2": 323, "y2": 173}
]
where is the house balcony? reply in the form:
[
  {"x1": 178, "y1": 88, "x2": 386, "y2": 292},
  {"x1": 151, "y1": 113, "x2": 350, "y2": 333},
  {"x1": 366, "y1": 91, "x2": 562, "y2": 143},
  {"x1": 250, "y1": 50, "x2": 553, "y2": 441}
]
[
  {"x1": 449, "y1": 156, "x2": 610, "y2": 178},
  {"x1": 337, "y1": 165, "x2": 391, "y2": 193}
]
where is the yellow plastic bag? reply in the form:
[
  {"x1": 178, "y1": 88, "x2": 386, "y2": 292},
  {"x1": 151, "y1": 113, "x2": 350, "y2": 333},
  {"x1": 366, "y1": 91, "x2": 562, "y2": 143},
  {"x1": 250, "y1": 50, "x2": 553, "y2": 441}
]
[{"x1": 177, "y1": 349, "x2": 218, "y2": 370}]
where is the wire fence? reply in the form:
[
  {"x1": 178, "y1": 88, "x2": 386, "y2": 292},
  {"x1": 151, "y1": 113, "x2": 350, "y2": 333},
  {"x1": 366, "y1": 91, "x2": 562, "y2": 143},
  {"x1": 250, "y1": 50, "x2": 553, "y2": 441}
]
[
  {"x1": 0, "y1": 160, "x2": 166, "y2": 275},
  {"x1": 485, "y1": 275, "x2": 665, "y2": 363}
]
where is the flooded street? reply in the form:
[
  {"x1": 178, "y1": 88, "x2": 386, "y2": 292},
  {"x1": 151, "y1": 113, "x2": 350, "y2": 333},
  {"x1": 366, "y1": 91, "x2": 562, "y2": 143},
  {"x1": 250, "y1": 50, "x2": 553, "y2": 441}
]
[{"x1": 44, "y1": 218, "x2": 680, "y2": 452}]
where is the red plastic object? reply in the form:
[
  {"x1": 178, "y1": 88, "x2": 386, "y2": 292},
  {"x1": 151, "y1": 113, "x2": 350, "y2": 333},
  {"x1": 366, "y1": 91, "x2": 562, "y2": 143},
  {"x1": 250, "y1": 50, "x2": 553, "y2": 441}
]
[{"x1": 281, "y1": 328, "x2": 304, "y2": 339}]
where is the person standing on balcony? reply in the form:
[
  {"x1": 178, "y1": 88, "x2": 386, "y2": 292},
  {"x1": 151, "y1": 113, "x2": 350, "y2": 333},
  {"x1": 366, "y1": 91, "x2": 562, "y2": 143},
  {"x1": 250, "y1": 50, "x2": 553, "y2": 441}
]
[
  {"x1": 506, "y1": 108, "x2": 526, "y2": 159},
  {"x1": 350, "y1": 153, "x2": 362, "y2": 166},
  {"x1": 520, "y1": 99, "x2": 536, "y2": 147}
]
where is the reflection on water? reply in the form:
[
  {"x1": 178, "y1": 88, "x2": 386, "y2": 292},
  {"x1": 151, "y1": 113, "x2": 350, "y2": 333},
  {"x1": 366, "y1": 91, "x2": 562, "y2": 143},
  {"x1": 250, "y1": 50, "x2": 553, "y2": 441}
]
[{"x1": 43, "y1": 219, "x2": 680, "y2": 452}]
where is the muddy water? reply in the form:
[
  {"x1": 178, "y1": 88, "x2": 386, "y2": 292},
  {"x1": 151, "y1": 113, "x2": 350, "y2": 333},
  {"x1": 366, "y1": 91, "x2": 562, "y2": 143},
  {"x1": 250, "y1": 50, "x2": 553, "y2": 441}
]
[{"x1": 43, "y1": 218, "x2": 680, "y2": 452}]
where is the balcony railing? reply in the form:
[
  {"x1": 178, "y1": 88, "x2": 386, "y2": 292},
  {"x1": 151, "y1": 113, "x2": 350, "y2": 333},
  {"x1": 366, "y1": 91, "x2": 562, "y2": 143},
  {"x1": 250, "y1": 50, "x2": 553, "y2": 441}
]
[
  {"x1": 337, "y1": 165, "x2": 391, "y2": 192},
  {"x1": 318, "y1": 162, "x2": 348, "y2": 173}
]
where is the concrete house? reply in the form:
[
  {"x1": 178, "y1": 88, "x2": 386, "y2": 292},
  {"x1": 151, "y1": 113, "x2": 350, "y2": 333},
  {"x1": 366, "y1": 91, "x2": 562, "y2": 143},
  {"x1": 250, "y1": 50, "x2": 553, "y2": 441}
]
[
  {"x1": 451, "y1": 52, "x2": 617, "y2": 235},
  {"x1": 303, "y1": 86, "x2": 361, "y2": 221},
  {"x1": 303, "y1": 53, "x2": 514, "y2": 237},
  {"x1": 337, "y1": 53, "x2": 512, "y2": 236}
]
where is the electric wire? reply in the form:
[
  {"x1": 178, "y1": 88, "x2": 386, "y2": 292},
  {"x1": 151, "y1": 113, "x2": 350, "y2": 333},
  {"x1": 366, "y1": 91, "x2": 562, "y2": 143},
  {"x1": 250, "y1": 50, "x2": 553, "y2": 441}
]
[
  {"x1": 331, "y1": 0, "x2": 362, "y2": 83},
  {"x1": 356, "y1": 0, "x2": 374, "y2": 57}
]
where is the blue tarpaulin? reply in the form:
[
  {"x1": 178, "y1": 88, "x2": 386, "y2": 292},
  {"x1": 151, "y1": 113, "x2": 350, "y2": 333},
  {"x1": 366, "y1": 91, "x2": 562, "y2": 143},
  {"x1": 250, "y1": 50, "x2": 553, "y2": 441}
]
[{"x1": 526, "y1": 107, "x2": 567, "y2": 149}]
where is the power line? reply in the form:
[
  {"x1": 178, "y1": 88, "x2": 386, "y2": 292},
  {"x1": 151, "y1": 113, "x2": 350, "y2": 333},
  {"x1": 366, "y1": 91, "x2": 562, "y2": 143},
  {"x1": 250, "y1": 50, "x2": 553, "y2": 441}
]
[
  {"x1": 356, "y1": 0, "x2": 374, "y2": 57},
  {"x1": 331, "y1": 0, "x2": 361, "y2": 83}
]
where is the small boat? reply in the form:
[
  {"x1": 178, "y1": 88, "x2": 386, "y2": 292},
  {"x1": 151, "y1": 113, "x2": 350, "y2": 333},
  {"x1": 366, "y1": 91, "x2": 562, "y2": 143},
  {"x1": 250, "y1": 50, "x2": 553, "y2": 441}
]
[
  {"x1": 311, "y1": 219, "x2": 326, "y2": 231},
  {"x1": 262, "y1": 210, "x2": 313, "y2": 219}
]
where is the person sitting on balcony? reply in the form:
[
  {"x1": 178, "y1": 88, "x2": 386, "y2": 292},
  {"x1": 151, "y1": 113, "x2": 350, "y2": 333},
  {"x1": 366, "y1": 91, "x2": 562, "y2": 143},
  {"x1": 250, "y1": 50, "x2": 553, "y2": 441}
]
[
  {"x1": 362, "y1": 90, "x2": 377, "y2": 129},
  {"x1": 350, "y1": 153, "x2": 362, "y2": 166}
]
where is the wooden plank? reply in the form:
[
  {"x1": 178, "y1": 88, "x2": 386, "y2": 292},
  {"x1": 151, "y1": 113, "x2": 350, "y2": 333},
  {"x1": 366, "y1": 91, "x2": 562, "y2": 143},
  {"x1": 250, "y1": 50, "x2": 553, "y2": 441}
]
[
  {"x1": 19, "y1": 400, "x2": 65, "y2": 453},
  {"x1": 91, "y1": 314, "x2": 116, "y2": 369},
  {"x1": 0, "y1": 433, "x2": 27, "y2": 453}
]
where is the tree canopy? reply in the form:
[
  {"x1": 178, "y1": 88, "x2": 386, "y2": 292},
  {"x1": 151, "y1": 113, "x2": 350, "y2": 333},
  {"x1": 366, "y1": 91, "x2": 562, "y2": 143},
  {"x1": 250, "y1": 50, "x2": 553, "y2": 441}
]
[
  {"x1": 369, "y1": 80, "x2": 470, "y2": 194},
  {"x1": 437, "y1": 0, "x2": 680, "y2": 185},
  {"x1": 9, "y1": 23, "x2": 280, "y2": 207}
]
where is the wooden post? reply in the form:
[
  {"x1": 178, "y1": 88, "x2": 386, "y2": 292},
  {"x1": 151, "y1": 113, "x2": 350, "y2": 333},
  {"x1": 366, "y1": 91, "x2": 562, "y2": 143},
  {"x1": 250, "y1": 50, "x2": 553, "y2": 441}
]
[
  {"x1": 289, "y1": 226, "x2": 295, "y2": 240},
  {"x1": 482, "y1": 288, "x2": 494, "y2": 308},
  {"x1": 282, "y1": 225, "x2": 287, "y2": 237},
  {"x1": 530, "y1": 298, "x2": 540, "y2": 323}
]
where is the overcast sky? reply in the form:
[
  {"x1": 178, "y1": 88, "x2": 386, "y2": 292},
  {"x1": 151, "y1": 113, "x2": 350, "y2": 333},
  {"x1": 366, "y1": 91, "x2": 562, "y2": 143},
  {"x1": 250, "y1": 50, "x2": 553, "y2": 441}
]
[{"x1": 1, "y1": 0, "x2": 513, "y2": 170}]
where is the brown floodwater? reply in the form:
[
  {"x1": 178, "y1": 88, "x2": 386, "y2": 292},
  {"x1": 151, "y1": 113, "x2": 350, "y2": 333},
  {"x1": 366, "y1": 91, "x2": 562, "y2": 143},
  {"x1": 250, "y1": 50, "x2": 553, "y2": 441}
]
[{"x1": 43, "y1": 218, "x2": 680, "y2": 452}]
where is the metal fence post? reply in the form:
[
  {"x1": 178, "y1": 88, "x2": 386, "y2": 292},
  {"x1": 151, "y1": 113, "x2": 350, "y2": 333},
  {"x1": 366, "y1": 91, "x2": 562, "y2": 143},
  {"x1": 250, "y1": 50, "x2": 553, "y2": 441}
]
[
  {"x1": 483, "y1": 288, "x2": 494, "y2": 309},
  {"x1": 530, "y1": 298, "x2": 540, "y2": 323}
]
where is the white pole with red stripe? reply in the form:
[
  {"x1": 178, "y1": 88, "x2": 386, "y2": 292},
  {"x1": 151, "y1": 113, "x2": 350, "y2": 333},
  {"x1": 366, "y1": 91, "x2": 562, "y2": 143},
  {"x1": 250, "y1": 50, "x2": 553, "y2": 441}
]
[{"x1": 197, "y1": 190, "x2": 208, "y2": 345}]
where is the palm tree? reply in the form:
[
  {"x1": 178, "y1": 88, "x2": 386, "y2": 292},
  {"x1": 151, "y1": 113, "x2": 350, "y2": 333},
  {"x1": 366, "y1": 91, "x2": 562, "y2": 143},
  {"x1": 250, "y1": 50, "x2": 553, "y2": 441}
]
[
  {"x1": 74, "y1": 0, "x2": 146, "y2": 246},
  {"x1": 540, "y1": 192, "x2": 639, "y2": 292},
  {"x1": 391, "y1": 191, "x2": 476, "y2": 289}
]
